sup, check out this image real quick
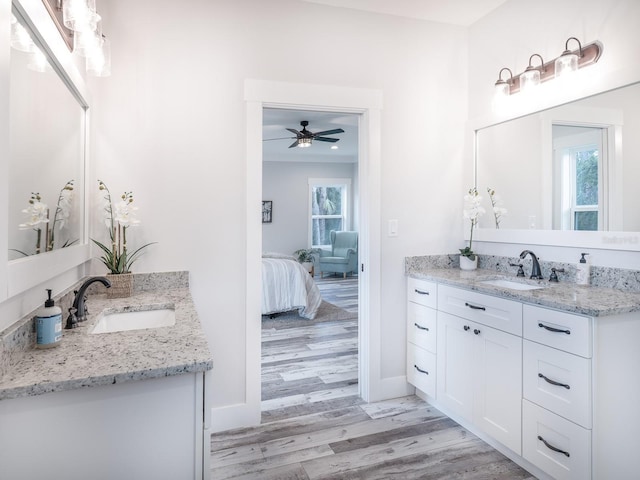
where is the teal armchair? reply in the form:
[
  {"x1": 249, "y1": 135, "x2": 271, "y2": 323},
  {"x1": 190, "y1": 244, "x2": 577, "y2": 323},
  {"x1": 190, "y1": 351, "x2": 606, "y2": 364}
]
[{"x1": 314, "y1": 230, "x2": 358, "y2": 278}]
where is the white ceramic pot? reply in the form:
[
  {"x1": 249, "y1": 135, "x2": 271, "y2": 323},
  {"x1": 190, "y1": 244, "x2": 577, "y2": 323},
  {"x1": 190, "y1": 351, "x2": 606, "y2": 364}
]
[{"x1": 459, "y1": 255, "x2": 478, "y2": 271}]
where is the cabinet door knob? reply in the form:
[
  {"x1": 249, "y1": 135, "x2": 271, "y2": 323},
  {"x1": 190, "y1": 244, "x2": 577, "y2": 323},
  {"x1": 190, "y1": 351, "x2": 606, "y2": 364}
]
[
  {"x1": 473, "y1": 329, "x2": 481, "y2": 335},
  {"x1": 463, "y1": 325, "x2": 470, "y2": 331}
]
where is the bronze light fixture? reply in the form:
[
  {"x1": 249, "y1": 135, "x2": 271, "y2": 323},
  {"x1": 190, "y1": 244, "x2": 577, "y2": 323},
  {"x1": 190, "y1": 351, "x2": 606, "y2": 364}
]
[{"x1": 495, "y1": 37, "x2": 603, "y2": 97}]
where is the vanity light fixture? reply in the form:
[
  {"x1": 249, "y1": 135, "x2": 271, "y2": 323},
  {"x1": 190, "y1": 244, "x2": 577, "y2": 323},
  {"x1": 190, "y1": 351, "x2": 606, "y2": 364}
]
[
  {"x1": 494, "y1": 36, "x2": 602, "y2": 96},
  {"x1": 520, "y1": 54, "x2": 545, "y2": 93},
  {"x1": 494, "y1": 67, "x2": 513, "y2": 100}
]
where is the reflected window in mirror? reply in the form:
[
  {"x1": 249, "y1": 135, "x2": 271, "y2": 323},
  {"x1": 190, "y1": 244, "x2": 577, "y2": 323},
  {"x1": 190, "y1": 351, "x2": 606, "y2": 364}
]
[
  {"x1": 552, "y1": 125, "x2": 605, "y2": 231},
  {"x1": 8, "y1": 10, "x2": 86, "y2": 261}
]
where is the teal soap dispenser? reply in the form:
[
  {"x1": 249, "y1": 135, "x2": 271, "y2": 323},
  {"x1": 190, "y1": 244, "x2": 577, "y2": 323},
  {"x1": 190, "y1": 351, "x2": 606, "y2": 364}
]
[{"x1": 35, "y1": 289, "x2": 63, "y2": 349}]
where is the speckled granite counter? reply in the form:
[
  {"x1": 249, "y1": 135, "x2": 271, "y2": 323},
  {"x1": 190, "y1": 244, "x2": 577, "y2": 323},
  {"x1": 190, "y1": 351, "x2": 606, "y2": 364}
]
[
  {"x1": 407, "y1": 257, "x2": 640, "y2": 317},
  {"x1": 0, "y1": 275, "x2": 212, "y2": 401}
]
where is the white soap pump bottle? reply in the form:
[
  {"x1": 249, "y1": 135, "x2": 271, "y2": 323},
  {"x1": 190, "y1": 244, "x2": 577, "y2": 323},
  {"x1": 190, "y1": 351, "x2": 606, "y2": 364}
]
[{"x1": 576, "y1": 253, "x2": 590, "y2": 286}]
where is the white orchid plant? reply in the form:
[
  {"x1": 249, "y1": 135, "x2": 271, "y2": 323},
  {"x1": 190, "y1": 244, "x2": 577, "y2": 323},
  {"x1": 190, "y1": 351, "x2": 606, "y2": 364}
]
[
  {"x1": 15, "y1": 180, "x2": 75, "y2": 256},
  {"x1": 487, "y1": 187, "x2": 507, "y2": 229},
  {"x1": 92, "y1": 180, "x2": 155, "y2": 274},
  {"x1": 460, "y1": 187, "x2": 485, "y2": 260}
]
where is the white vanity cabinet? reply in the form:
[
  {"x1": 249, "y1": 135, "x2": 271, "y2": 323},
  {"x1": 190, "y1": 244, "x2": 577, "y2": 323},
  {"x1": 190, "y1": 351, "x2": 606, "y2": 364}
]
[
  {"x1": 436, "y1": 285, "x2": 523, "y2": 454},
  {"x1": 406, "y1": 277, "x2": 437, "y2": 397},
  {"x1": 407, "y1": 273, "x2": 640, "y2": 480}
]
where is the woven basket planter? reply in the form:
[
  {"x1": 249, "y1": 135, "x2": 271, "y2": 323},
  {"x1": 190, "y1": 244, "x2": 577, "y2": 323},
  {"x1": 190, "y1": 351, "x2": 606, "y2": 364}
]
[{"x1": 106, "y1": 273, "x2": 134, "y2": 299}]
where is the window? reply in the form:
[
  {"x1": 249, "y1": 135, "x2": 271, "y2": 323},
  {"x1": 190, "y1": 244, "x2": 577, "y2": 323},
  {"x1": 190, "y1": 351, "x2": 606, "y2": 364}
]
[
  {"x1": 308, "y1": 178, "x2": 350, "y2": 248},
  {"x1": 553, "y1": 125, "x2": 606, "y2": 231}
]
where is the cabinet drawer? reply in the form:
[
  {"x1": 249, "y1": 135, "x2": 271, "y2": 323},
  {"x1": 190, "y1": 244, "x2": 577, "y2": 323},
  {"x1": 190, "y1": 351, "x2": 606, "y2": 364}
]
[
  {"x1": 523, "y1": 340, "x2": 592, "y2": 428},
  {"x1": 407, "y1": 302, "x2": 437, "y2": 352},
  {"x1": 523, "y1": 400, "x2": 591, "y2": 480},
  {"x1": 523, "y1": 305, "x2": 592, "y2": 358},
  {"x1": 407, "y1": 344, "x2": 436, "y2": 397},
  {"x1": 407, "y1": 277, "x2": 437, "y2": 308},
  {"x1": 437, "y1": 284, "x2": 522, "y2": 335}
]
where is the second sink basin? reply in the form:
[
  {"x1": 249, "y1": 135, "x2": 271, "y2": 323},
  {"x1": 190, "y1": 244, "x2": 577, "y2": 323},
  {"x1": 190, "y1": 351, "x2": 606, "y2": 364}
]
[
  {"x1": 480, "y1": 279, "x2": 545, "y2": 291},
  {"x1": 90, "y1": 307, "x2": 176, "y2": 334}
]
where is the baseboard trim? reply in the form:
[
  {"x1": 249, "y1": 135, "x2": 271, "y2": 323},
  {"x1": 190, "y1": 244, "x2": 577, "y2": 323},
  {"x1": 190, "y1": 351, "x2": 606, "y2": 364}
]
[
  {"x1": 371, "y1": 375, "x2": 415, "y2": 402},
  {"x1": 210, "y1": 403, "x2": 260, "y2": 433}
]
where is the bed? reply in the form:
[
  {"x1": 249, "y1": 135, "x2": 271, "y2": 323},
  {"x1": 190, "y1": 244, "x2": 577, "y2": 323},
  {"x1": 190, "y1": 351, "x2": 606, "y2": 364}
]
[{"x1": 262, "y1": 253, "x2": 322, "y2": 319}]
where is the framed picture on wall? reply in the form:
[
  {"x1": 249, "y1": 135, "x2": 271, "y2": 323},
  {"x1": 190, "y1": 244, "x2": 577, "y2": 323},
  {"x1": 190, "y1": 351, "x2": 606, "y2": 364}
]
[{"x1": 262, "y1": 200, "x2": 273, "y2": 223}]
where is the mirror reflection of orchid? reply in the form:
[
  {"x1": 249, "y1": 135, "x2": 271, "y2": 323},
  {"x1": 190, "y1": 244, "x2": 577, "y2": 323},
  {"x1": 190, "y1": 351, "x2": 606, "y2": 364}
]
[
  {"x1": 487, "y1": 187, "x2": 507, "y2": 229},
  {"x1": 460, "y1": 187, "x2": 485, "y2": 260},
  {"x1": 92, "y1": 180, "x2": 155, "y2": 274},
  {"x1": 14, "y1": 180, "x2": 75, "y2": 256}
]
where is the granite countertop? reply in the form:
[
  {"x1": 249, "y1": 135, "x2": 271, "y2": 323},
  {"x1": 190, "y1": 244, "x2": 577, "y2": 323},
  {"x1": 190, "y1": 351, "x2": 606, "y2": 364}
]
[
  {"x1": 408, "y1": 267, "x2": 640, "y2": 317},
  {"x1": 0, "y1": 287, "x2": 213, "y2": 401}
]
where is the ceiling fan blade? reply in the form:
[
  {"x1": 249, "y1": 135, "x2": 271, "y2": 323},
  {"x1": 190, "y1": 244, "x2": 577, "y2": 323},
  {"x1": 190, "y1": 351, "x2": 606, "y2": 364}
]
[
  {"x1": 286, "y1": 128, "x2": 301, "y2": 135},
  {"x1": 314, "y1": 137, "x2": 340, "y2": 143},
  {"x1": 263, "y1": 137, "x2": 296, "y2": 141},
  {"x1": 288, "y1": 140, "x2": 299, "y2": 148},
  {"x1": 313, "y1": 128, "x2": 345, "y2": 136}
]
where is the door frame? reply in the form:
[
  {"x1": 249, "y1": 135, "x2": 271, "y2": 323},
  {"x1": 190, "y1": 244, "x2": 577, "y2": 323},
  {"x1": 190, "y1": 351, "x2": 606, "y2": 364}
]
[{"x1": 245, "y1": 79, "x2": 383, "y2": 424}]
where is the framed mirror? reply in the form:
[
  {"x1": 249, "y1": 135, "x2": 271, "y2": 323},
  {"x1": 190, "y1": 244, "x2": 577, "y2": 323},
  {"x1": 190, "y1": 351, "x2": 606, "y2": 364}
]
[
  {"x1": 3, "y1": 1, "x2": 91, "y2": 299},
  {"x1": 474, "y1": 81, "x2": 640, "y2": 249}
]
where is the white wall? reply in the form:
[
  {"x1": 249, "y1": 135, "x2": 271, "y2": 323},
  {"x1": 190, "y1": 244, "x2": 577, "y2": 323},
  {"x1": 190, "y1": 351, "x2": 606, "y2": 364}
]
[
  {"x1": 262, "y1": 161, "x2": 356, "y2": 255},
  {"x1": 90, "y1": 0, "x2": 468, "y2": 417},
  {"x1": 468, "y1": 0, "x2": 640, "y2": 268}
]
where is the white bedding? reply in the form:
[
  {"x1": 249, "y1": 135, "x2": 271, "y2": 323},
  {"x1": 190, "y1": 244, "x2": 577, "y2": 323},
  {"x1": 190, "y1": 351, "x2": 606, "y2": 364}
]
[{"x1": 262, "y1": 255, "x2": 321, "y2": 319}]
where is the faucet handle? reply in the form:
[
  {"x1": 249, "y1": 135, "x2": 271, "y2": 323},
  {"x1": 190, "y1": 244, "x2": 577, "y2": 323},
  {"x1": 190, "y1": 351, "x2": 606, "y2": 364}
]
[
  {"x1": 65, "y1": 307, "x2": 78, "y2": 329},
  {"x1": 549, "y1": 267, "x2": 565, "y2": 282},
  {"x1": 509, "y1": 262, "x2": 525, "y2": 277}
]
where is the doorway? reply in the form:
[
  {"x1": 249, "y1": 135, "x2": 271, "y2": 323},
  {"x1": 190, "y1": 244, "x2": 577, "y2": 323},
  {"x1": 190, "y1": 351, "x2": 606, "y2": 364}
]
[
  {"x1": 244, "y1": 79, "x2": 383, "y2": 428},
  {"x1": 261, "y1": 107, "x2": 360, "y2": 417}
]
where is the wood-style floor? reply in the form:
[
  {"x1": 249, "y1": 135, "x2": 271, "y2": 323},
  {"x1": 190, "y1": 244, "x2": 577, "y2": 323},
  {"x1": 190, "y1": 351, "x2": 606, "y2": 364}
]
[{"x1": 210, "y1": 275, "x2": 536, "y2": 479}]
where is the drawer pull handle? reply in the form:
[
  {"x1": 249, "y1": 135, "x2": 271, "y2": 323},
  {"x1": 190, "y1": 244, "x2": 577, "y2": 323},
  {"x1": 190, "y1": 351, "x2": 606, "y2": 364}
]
[
  {"x1": 538, "y1": 373, "x2": 570, "y2": 390},
  {"x1": 414, "y1": 289, "x2": 430, "y2": 295},
  {"x1": 465, "y1": 302, "x2": 486, "y2": 311},
  {"x1": 538, "y1": 435, "x2": 570, "y2": 458},
  {"x1": 538, "y1": 322, "x2": 570, "y2": 335},
  {"x1": 414, "y1": 323, "x2": 429, "y2": 332},
  {"x1": 414, "y1": 365, "x2": 429, "y2": 375}
]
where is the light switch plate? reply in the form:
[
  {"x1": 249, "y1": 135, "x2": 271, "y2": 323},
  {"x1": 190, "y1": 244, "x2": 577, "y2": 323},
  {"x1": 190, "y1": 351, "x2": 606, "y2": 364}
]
[{"x1": 388, "y1": 219, "x2": 398, "y2": 237}]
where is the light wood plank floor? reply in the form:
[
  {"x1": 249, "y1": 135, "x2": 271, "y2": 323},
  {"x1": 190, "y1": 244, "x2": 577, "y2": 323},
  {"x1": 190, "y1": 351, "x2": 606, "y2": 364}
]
[{"x1": 211, "y1": 275, "x2": 536, "y2": 479}]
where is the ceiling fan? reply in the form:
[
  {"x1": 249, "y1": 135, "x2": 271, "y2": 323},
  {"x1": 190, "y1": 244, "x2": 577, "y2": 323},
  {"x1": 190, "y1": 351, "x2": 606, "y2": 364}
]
[{"x1": 264, "y1": 120, "x2": 345, "y2": 148}]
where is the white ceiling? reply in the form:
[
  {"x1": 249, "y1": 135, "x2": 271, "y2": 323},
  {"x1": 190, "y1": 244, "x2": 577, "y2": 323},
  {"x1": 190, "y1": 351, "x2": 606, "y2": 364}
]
[
  {"x1": 263, "y1": 1, "x2": 508, "y2": 163},
  {"x1": 263, "y1": 108, "x2": 359, "y2": 163},
  {"x1": 298, "y1": 0, "x2": 509, "y2": 26}
]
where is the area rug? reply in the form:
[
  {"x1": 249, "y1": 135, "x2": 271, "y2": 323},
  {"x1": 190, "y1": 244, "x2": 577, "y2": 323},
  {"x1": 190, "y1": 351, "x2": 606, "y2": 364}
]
[{"x1": 262, "y1": 300, "x2": 357, "y2": 328}]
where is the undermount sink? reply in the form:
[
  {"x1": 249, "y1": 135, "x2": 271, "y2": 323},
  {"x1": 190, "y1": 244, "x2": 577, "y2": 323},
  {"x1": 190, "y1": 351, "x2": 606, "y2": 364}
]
[
  {"x1": 90, "y1": 307, "x2": 176, "y2": 334},
  {"x1": 479, "y1": 279, "x2": 545, "y2": 291}
]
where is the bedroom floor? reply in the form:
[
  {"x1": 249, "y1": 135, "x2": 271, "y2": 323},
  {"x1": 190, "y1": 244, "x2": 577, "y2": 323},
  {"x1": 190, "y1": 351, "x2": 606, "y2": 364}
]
[{"x1": 210, "y1": 274, "x2": 535, "y2": 479}]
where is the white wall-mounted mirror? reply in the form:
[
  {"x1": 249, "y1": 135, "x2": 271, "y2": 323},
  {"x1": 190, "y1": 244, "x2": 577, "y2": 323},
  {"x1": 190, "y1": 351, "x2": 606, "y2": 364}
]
[
  {"x1": 475, "y1": 81, "x2": 640, "y2": 244},
  {"x1": 3, "y1": 1, "x2": 91, "y2": 299}
]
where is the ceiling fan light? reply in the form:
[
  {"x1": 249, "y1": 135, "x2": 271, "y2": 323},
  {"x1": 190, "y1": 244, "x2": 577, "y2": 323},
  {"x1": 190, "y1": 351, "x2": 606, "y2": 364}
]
[{"x1": 298, "y1": 138, "x2": 312, "y2": 148}]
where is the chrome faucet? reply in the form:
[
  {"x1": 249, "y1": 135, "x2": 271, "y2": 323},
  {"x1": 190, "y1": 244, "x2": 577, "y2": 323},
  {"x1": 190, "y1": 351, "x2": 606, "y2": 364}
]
[
  {"x1": 65, "y1": 277, "x2": 111, "y2": 329},
  {"x1": 519, "y1": 250, "x2": 543, "y2": 280}
]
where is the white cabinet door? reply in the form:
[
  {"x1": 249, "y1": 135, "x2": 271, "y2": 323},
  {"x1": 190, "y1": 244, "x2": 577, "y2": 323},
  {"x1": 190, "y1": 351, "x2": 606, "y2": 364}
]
[
  {"x1": 437, "y1": 311, "x2": 475, "y2": 422},
  {"x1": 473, "y1": 323, "x2": 522, "y2": 454},
  {"x1": 438, "y1": 310, "x2": 522, "y2": 454}
]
